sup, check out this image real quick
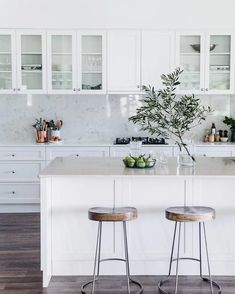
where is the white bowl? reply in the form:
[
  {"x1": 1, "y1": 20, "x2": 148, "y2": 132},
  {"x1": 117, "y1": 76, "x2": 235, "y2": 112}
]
[{"x1": 220, "y1": 137, "x2": 228, "y2": 143}]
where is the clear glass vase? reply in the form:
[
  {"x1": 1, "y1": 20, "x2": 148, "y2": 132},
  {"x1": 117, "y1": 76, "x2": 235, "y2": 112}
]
[{"x1": 177, "y1": 142, "x2": 195, "y2": 167}]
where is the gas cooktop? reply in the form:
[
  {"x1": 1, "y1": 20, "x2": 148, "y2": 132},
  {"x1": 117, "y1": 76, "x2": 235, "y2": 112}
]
[{"x1": 115, "y1": 137, "x2": 167, "y2": 145}]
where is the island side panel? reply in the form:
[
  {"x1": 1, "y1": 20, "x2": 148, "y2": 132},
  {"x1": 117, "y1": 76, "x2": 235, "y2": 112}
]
[
  {"x1": 115, "y1": 177, "x2": 187, "y2": 275},
  {"x1": 40, "y1": 177, "x2": 52, "y2": 287},
  {"x1": 50, "y1": 176, "x2": 115, "y2": 275},
  {"x1": 192, "y1": 178, "x2": 235, "y2": 275}
]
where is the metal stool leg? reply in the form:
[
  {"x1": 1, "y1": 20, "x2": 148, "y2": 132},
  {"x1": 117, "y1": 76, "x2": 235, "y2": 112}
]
[
  {"x1": 123, "y1": 221, "x2": 131, "y2": 294},
  {"x1": 96, "y1": 222, "x2": 103, "y2": 277},
  {"x1": 91, "y1": 221, "x2": 102, "y2": 294},
  {"x1": 203, "y1": 222, "x2": 214, "y2": 294},
  {"x1": 82, "y1": 221, "x2": 143, "y2": 294},
  {"x1": 168, "y1": 222, "x2": 178, "y2": 276},
  {"x1": 174, "y1": 222, "x2": 181, "y2": 294}
]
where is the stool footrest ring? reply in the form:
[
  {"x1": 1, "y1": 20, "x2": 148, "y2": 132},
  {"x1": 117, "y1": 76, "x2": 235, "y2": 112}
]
[
  {"x1": 81, "y1": 277, "x2": 143, "y2": 294},
  {"x1": 100, "y1": 257, "x2": 126, "y2": 263},
  {"x1": 158, "y1": 276, "x2": 222, "y2": 294},
  {"x1": 172, "y1": 257, "x2": 200, "y2": 263}
]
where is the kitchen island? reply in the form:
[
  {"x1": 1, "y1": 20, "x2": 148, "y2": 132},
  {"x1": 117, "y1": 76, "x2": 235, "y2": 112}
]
[{"x1": 40, "y1": 157, "x2": 235, "y2": 287}]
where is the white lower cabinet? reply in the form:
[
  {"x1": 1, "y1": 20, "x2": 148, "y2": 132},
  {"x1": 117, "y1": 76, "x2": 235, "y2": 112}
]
[
  {"x1": 0, "y1": 183, "x2": 40, "y2": 204},
  {"x1": 195, "y1": 146, "x2": 233, "y2": 157},
  {"x1": 46, "y1": 146, "x2": 110, "y2": 161},
  {"x1": 0, "y1": 146, "x2": 46, "y2": 212}
]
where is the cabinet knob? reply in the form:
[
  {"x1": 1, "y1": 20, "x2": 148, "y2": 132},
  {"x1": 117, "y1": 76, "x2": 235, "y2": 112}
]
[
  {"x1": 77, "y1": 88, "x2": 81, "y2": 91},
  {"x1": 11, "y1": 170, "x2": 15, "y2": 174},
  {"x1": 76, "y1": 154, "x2": 79, "y2": 157},
  {"x1": 201, "y1": 88, "x2": 204, "y2": 91},
  {"x1": 137, "y1": 85, "x2": 140, "y2": 88},
  {"x1": 13, "y1": 88, "x2": 16, "y2": 91},
  {"x1": 12, "y1": 191, "x2": 15, "y2": 195},
  {"x1": 11, "y1": 154, "x2": 15, "y2": 157},
  {"x1": 73, "y1": 88, "x2": 76, "y2": 91},
  {"x1": 205, "y1": 88, "x2": 208, "y2": 91},
  {"x1": 17, "y1": 88, "x2": 20, "y2": 91}
]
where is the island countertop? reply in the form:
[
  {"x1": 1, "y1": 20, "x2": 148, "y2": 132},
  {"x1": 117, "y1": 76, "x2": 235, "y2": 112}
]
[{"x1": 40, "y1": 156, "x2": 235, "y2": 177}]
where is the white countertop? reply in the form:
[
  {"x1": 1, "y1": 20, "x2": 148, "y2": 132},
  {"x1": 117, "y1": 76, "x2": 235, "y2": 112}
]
[
  {"x1": 1, "y1": 141, "x2": 235, "y2": 147},
  {"x1": 40, "y1": 157, "x2": 235, "y2": 177}
]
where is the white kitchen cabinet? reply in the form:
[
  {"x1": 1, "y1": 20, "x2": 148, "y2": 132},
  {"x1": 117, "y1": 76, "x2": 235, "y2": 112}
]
[
  {"x1": 0, "y1": 146, "x2": 46, "y2": 161},
  {"x1": 0, "y1": 30, "x2": 17, "y2": 94},
  {"x1": 142, "y1": 31, "x2": 174, "y2": 89},
  {"x1": 46, "y1": 146, "x2": 110, "y2": 161},
  {"x1": 195, "y1": 146, "x2": 233, "y2": 157},
  {"x1": 78, "y1": 31, "x2": 106, "y2": 94},
  {"x1": 0, "y1": 29, "x2": 47, "y2": 94},
  {"x1": 0, "y1": 146, "x2": 46, "y2": 212},
  {"x1": 176, "y1": 32, "x2": 234, "y2": 95},
  {"x1": 0, "y1": 183, "x2": 40, "y2": 204},
  {"x1": 16, "y1": 30, "x2": 47, "y2": 94},
  {"x1": 47, "y1": 30, "x2": 106, "y2": 94},
  {"x1": 107, "y1": 30, "x2": 141, "y2": 93},
  {"x1": 47, "y1": 31, "x2": 77, "y2": 94}
]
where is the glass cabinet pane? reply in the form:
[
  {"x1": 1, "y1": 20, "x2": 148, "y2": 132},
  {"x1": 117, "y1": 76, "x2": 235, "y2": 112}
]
[
  {"x1": 0, "y1": 35, "x2": 12, "y2": 89},
  {"x1": 179, "y1": 35, "x2": 201, "y2": 91},
  {"x1": 21, "y1": 35, "x2": 43, "y2": 90},
  {"x1": 209, "y1": 35, "x2": 231, "y2": 90},
  {"x1": 51, "y1": 35, "x2": 73, "y2": 90},
  {"x1": 81, "y1": 35, "x2": 102, "y2": 90}
]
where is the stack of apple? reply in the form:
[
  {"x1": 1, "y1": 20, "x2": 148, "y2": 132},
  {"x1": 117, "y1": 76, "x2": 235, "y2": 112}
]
[{"x1": 123, "y1": 154, "x2": 156, "y2": 168}]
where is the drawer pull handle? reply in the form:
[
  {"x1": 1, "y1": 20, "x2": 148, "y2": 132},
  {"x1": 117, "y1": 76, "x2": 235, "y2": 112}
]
[{"x1": 12, "y1": 170, "x2": 16, "y2": 174}]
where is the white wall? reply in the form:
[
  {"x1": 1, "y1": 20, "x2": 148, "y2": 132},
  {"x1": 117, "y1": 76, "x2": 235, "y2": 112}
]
[{"x1": 0, "y1": 0, "x2": 235, "y2": 30}]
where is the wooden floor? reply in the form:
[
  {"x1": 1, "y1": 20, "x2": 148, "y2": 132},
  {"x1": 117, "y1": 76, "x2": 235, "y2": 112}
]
[{"x1": 0, "y1": 213, "x2": 234, "y2": 293}]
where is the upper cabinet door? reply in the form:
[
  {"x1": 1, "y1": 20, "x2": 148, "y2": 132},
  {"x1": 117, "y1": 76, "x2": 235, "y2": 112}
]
[
  {"x1": 142, "y1": 31, "x2": 174, "y2": 90},
  {"x1": 175, "y1": 33, "x2": 205, "y2": 95},
  {"x1": 16, "y1": 30, "x2": 47, "y2": 94},
  {"x1": 78, "y1": 31, "x2": 106, "y2": 94},
  {"x1": 205, "y1": 33, "x2": 234, "y2": 94},
  {"x1": 0, "y1": 30, "x2": 17, "y2": 94},
  {"x1": 107, "y1": 31, "x2": 141, "y2": 93},
  {"x1": 47, "y1": 31, "x2": 77, "y2": 94}
]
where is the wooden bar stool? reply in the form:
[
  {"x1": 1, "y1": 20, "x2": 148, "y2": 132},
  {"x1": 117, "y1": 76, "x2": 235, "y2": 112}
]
[
  {"x1": 81, "y1": 207, "x2": 143, "y2": 294},
  {"x1": 158, "y1": 206, "x2": 221, "y2": 294}
]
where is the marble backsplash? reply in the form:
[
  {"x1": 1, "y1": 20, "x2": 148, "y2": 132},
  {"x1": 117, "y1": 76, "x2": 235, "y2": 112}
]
[{"x1": 1, "y1": 94, "x2": 234, "y2": 144}]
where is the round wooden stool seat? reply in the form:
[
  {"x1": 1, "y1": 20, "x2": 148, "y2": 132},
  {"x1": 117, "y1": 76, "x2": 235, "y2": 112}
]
[
  {"x1": 88, "y1": 207, "x2": 138, "y2": 222},
  {"x1": 165, "y1": 206, "x2": 215, "y2": 222}
]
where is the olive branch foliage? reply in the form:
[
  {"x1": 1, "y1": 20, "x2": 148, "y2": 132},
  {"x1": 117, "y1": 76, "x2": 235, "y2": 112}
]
[{"x1": 129, "y1": 68, "x2": 212, "y2": 161}]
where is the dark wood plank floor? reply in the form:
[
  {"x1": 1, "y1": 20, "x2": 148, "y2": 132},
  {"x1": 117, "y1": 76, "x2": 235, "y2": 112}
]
[{"x1": 0, "y1": 213, "x2": 234, "y2": 293}]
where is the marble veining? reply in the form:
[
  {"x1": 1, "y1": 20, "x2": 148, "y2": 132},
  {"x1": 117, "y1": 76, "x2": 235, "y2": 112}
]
[{"x1": 1, "y1": 94, "x2": 234, "y2": 144}]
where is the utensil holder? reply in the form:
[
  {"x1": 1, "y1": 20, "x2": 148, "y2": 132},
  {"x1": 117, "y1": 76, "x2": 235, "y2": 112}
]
[{"x1": 37, "y1": 131, "x2": 47, "y2": 143}]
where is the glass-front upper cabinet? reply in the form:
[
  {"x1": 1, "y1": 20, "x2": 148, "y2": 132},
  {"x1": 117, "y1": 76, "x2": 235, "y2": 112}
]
[
  {"x1": 78, "y1": 31, "x2": 106, "y2": 94},
  {"x1": 206, "y1": 34, "x2": 234, "y2": 94},
  {"x1": 47, "y1": 31, "x2": 77, "y2": 94},
  {"x1": 16, "y1": 31, "x2": 46, "y2": 93},
  {"x1": 0, "y1": 30, "x2": 16, "y2": 93},
  {"x1": 176, "y1": 32, "x2": 234, "y2": 94},
  {"x1": 176, "y1": 33, "x2": 205, "y2": 94}
]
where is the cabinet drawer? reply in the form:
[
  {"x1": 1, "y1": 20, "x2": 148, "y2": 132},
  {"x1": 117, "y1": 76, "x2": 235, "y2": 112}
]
[
  {"x1": 0, "y1": 183, "x2": 40, "y2": 203},
  {"x1": 0, "y1": 162, "x2": 43, "y2": 181},
  {"x1": 0, "y1": 147, "x2": 46, "y2": 161},
  {"x1": 46, "y1": 147, "x2": 109, "y2": 161},
  {"x1": 196, "y1": 147, "x2": 233, "y2": 157}
]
